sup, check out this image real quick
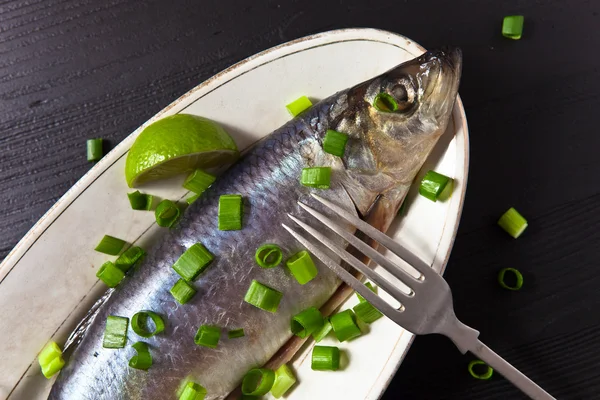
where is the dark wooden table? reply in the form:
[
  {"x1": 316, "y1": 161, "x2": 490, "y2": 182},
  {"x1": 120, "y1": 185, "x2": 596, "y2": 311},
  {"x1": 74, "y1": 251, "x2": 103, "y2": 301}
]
[{"x1": 1, "y1": 1, "x2": 598, "y2": 399}]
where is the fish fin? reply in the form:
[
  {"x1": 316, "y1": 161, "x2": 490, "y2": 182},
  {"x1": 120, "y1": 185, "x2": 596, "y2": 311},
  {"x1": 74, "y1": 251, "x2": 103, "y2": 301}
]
[{"x1": 63, "y1": 289, "x2": 113, "y2": 353}]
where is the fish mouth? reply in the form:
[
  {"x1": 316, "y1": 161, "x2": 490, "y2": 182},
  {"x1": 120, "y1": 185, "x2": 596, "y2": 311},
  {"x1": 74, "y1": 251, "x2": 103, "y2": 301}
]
[{"x1": 419, "y1": 47, "x2": 463, "y2": 118}]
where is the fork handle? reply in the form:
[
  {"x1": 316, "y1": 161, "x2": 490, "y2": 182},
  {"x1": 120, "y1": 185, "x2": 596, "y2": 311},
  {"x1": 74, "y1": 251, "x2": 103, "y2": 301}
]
[{"x1": 468, "y1": 340, "x2": 556, "y2": 400}]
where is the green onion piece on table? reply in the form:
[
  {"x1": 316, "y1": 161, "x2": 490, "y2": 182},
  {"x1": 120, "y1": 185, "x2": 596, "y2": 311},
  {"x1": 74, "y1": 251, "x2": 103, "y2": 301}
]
[
  {"x1": 170, "y1": 278, "x2": 196, "y2": 304},
  {"x1": 128, "y1": 341, "x2": 152, "y2": 370},
  {"x1": 356, "y1": 282, "x2": 377, "y2": 302},
  {"x1": 286, "y1": 250, "x2": 318, "y2": 285},
  {"x1": 244, "y1": 280, "x2": 283, "y2": 313},
  {"x1": 131, "y1": 311, "x2": 165, "y2": 338},
  {"x1": 127, "y1": 190, "x2": 153, "y2": 210},
  {"x1": 373, "y1": 92, "x2": 398, "y2": 112},
  {"x1": 155, "y1": 199, "x2": 181, "y2": 228},
  {"x1": 103, "y1": 315, "x2": 129, "y2": 349},
  {"x1": 271, "y1": 364, "x2": 297, "y2": 398},
  {"x1": 353, "y1": 301, "x2": 383, "y2": 324},
  {"x1": 301, "y1": 167, "x2": 331, "y2": 189},
  {"x1": 218, "y1": 194, "x2": 243, "y2": 231},
  {"x1": 183, "y1": 169, "x2": 216, "y2": 194},
  {"x1": 96, "y1": 261, "x2": 125, "y2": 288},
  {"x1": 186, "y1": 193, "x2": 201, "y2": 205},
  {"x1": 173, "y1": 243, "x2": 214, "y2": 281},
  {"x1": 468, "y1": 360, "x2": 494, "y2": 380},
  {"x1": 38, "y1": 341, "x2": 65, "y2": 379},
  {"x1": 194, "y1": 325, "x2": 221, "y2": 348},
  {"x1": 255, "y1": 244, "x2": 283, "y2": 269},
  {"x1": 323, "y1": 129, "x2": 349, "y2": 157},
  {"x1": 419, "y1": 170, "x2": 452, "y2": 202},
  {"x1": 311, "y1": 345, "x2": 340, "y2": 371},
  {"x1": 86, "y1": 138, "x2": 103, "y2": 162},
  {"x1": 502, "y1": 15, "x2": 524, "y2": 40},
  {"x1": 241, "y1": 368, "x2": 276, "y2": 396},
  {"x1": 330, "y1": 309, "x2": 362, "y2": 342},
  {"x1": 285, "y1": 96, "x2": 312, "y2": 117},
  {"x1": 179, "y1": 381, "x2": 207, "y2": 400},
  {"x1": 94, "y1": 235, "x2": 126, "y2": 255},
  {"x1": 313, "y1": 319, "x2": 333, "y2": 342},
  {"x1": 498, "y1": 267, "x2": 524, "y2": 291},
  {"x1": 291, "y1": 306, "x2": 324, "y2": 338},
  {"x1": 115, "y1": 246, "x2": 145, "y2": 272},
  {"x1": 227, "y1": 328, "x2": 245, "y2": 339},
  {"x1": 498, "y1": 207, "x2": 528, "y2": 238}
]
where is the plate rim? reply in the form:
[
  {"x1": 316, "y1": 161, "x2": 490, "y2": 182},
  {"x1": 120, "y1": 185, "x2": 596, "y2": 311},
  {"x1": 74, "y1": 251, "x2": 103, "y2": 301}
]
[{"x1": 0, "y1": 27, "x2": 469, "y2": 399}]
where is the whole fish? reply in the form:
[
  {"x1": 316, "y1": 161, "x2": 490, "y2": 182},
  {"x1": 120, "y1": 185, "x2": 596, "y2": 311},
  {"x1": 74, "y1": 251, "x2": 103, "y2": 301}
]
[{"x1": 49, "y1": 48, "x2": 462, "y2": 400}]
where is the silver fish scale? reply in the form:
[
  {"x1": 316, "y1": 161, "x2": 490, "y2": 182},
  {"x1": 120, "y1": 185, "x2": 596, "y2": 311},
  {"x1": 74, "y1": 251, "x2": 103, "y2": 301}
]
[{"x1": 50, "y1": 96, "x2": 356, "y2": 400}]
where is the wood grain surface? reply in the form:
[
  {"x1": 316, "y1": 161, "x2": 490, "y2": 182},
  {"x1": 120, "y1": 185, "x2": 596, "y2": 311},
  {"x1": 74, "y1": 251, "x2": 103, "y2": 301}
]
[{"x1": 1, "y1": 0, "x2": 599, "y2": 398}]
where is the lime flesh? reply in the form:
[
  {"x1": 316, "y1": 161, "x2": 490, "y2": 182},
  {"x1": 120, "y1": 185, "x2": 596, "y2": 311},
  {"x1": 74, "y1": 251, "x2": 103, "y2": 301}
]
[{"x1": 125, "y1": 114, "x2": 239, "y2": 187}]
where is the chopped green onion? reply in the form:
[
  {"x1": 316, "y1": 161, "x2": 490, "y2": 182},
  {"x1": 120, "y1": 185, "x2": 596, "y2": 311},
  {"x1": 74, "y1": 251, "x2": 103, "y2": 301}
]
[
  {"x1": 498, "y1": 268, "x2": 524, "y2": 291},
  {"x1": 131, "y1": 311, "x2": 165, "y2": 338},
  {"x1": 218, "y1": 194, "x2": 243, "y2": 231},
  {"x1": 286, "y1": 250, "x2": 318, "y2": 285},
  {"x1": 301, "y1": 167, "x2": 331, "y2": 189},
  {"x1": 129, "y1": 341, "x2": 152, "y2": 370},
  {"x1": 419, "y1": 170, "x2": 452, "y2": 202},
  {"x1": 184, "y1": 169, "x2": 216, "y2": 194},
  {"x1": 179, "y1": 381, "x2": 207, "y2": 400},
  {"x1": 127, "y1": 190, "x2": 153, "y2": 210},
  {"x1": 186, "y1": 193, "x2": 201, "y2": 205},
  {"x1": 311, "y1": 345, "x2": 340, "y2": 371},
  {"x1": 103, "y1": 315, "x2": 129, "y2": 348},
  {"x1": 241, "y1": 368, "x2": 276, "y2": 396},
  {"x1": 502, "y1": 15, "x2": 524, "y2": 40},
  {"x1": 38, "y1": 341, "x2": 65, "y2": 379},
  {"x1": 255, "y1": 244, "x2": 283, "y2": 269},
  {"x1": 353, "y1": 301, "x2": 383, "y2": 324},
  {"x1": 86, "y1": 138, "x2": 103, "y2": 162},
  {"x1": 41, "y1": 355, "x2": 66, "y2": 379},
  {"x1": 323, "y1": 130, "x2": 349, "y2": 158},
  {"x1": 227, "y1": 328, "x2": 245, "y2": 339},
  {"x1": 330, "y1": 309, "x2": 362, "y2": 342},
  {"x1": 155, "y1": 199, "x2": 181, "y2": 228},
  {"x1": 173, "y1": 243, "x2": 214, "y2": 281},
  {"x1": 271, "y1": 364, "x2": 297, "y2": 398},
  {"x1": 96, "y1": 261, "x2": 125, "y2": 288},
  {"x1": 194, "y1": 325, "x2": 221, "y2": 348},
  {"x1": 115, "y1": 246, "x2": 145, "y2": 272},
  {"x1": 244, "y1": 280, "x2": 283, "y2": 313},
  {"x1": 94, "y1": 235, "x2": 126, "y2": 255},
  {"x1": 313, "y1": 319, "x2": 333, "y2": 342},
  {"x1": 356, "y1": 282, "x2": 378, "y2": 303},
  {"x1": 170, "y1": 278, "x2": 197, "y2": 304},
  {"x1": 286, "y1": 96, "x2": 312, "y2": 117},
  {"x1": 498, "y1": 207, "x2": 528, "y2": 238},
  {"x1": 468, "y1": 360, "x2": 494, "y2": 380},
  {"x1": 291, "y1": 307, "x2": 325, "y2": 338},
  {"x1": 373, "y1": 93, "x2": 398, "y2": 112}
]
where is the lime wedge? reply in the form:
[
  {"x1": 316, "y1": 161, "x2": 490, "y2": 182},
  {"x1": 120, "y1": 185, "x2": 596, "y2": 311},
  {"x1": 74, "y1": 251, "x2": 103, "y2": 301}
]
[{"x1": 125, "y1": 114, "x2": 239, "y2": 187}]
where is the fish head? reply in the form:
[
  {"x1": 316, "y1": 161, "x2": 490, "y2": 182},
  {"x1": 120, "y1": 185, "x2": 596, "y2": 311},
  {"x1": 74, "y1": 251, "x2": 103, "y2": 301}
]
[{"x1": 330, "y1": 48, "x2": 462, "y2": 218}]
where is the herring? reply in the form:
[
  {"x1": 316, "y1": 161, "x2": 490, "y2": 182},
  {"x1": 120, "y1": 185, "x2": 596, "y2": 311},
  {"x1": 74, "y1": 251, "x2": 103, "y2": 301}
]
[{"x1": 49, "y1": 48, "x2": 462, "y2": 400}]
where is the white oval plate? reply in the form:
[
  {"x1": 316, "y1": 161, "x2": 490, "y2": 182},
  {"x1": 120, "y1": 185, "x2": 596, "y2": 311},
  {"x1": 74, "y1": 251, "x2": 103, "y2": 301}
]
[{"x1": 0, "y1": 28, "x2": 468, "y2": 400}]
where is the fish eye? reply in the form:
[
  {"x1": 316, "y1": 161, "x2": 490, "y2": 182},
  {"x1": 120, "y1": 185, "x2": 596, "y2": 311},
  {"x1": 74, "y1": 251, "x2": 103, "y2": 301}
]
[{"x1": 373, "y1": 81, "x2": 415, "y2": 113}]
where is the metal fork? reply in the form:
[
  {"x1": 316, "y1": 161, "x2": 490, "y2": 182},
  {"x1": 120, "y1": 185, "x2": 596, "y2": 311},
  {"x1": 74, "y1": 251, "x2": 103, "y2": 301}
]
[{"x1": 282, "y1": 194, "x2": 555, "y2": 400}]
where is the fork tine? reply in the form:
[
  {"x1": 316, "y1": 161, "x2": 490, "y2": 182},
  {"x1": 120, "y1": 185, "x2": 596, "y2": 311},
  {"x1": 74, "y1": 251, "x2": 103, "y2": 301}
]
[
  {"x1": 297, "y1": 201, "x2": 420, "y2": 291},
  {"x1": 282, "y1": 223, "x2": 400, "y2": 317},
  {"x1": 311, "y1": 194, "x2": 436, "y2": 281},
  {"x1": 287, "y1": 214, "x2": 412, "y2": 303}
]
